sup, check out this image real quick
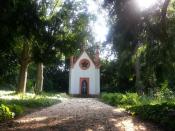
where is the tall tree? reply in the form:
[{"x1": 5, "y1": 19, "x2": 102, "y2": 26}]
[
  {"x1": 104, "y1": 0, "x2": 173, "y2": 93},
  {"x1": 0, "y1": 0, "x2": 42, "y2": 93},
  {"x1": 33, "y1": 0, "x2": 94, "y2": 94},
  {"x1": 15, "y1": 1, "x2": 41, "y2": 93}
]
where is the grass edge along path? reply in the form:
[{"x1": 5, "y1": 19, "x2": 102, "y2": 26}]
[
  {"x1": 0, "y1": 90, "x2": 69, "y2": 122},
  {"x1": 100, "y1": 92, "x2": 175, "y2": 130}
]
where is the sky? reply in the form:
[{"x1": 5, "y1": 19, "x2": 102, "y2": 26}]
[
  {"x1": 85, "y1": 0, "x2": 116, "y2": 61},
  {"x1": 134, "y1": 0, "x2": 164, "y2": 11},
  {"x1": 85, "y1": 0, "x2": 163, "y2": 60},
  {"x1": 86, "y1": 0, "x2": 109, "y2": 43},
  {"x1": 86, "y1": 0, "x2": 162, "y2": 42}
]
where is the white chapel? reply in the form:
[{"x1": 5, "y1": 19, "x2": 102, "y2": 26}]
[{"x1": 69, "y1": 49, "x2": 100, "y2": 96}]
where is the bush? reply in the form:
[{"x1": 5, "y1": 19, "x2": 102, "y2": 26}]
[
  {"x1": 101, "y1": 93, "x2": 121, "y2": 106},
  {"x1": 122, "y1": 93, "x2": 140, "y2": 105},
  {"x1": 8, "y1": 104, "x2": 24, "y2": 116},
  {"x1": 128, "y1": 103, "x2": 175, "y2": 130},
  {"x1": 101, "y1": 92, "x2": 175, "y2": 130},
  {"x1": 0, "y1": 104, "x2": 14, "y2": 122},
  {"x1": 0, "y1": 91, "x2": 67, "y2": 121},
  {"x1": 101, "y1": 92, "x2": 140, "y2": 107}
]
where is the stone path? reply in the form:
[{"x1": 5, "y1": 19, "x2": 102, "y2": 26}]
[{"x1": 2, "y1": 98, "x2": 161, "y2": 131}]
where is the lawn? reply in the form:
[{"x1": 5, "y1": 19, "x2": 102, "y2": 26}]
[
  {"x1": 0, "y1": 90, "x2": 69, "y2": 122},
  {"x1": 100, "y1": 92, "x2": 175, "y2": 130}
]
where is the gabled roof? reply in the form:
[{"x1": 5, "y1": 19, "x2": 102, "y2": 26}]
[{"x1": 73, "y1": 50, "x2": 96, "y2": 67}]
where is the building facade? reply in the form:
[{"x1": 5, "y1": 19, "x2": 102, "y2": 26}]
[{"x1": 69, "y1": 50, "x2": 100, "y2": 96}]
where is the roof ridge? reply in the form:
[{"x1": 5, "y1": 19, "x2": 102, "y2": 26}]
[{"x1": 72, "y1": 50, "x2": 96, "y2": 68}]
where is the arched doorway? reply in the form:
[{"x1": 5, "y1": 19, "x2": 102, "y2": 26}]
[{"x1": 80, "y1": 78, "x2": 89, "y2": 95}]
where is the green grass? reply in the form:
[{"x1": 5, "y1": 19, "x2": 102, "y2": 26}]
[
  {"x1": 100, "y1": 92, "x2": 175, "y2": 130},
  {"x1": 0, "y1": 90, "x2": 69, "y2": 108},
  {"x1": 0, "y1": 90, "x2": 69, "y2": 122}
]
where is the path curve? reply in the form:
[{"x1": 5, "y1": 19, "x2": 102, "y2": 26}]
[{"x1": 3, "y1": 98, "x2": 161, "y2": 131}]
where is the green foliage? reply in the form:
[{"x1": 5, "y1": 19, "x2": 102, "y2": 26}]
[
  {"x1": 43, "y1": 60, "x2": 69, "y2": 92},
  {"x1": 101, "y1": 92, "x2": 175, "y2": 107},
  {"x1": 0, "y1": 0, "x2": 94, "y2": 94},
  {"x1": 0, "y1": 102, "x2": 24, "y2": 121},
  {"x1": 0, "y1": 90, "x2": 68, "y2": 121},
  {"x1": 104, "y1": 0, "x2": 175, "y2": 94},
  {"x1": 100, "y1": 60, "x2": 118, "y2": 90},
  {"x1": 26, "y1": 63, "x2": 37, "y2": 92},
  {"x1": 0, "y1": 83, "x2": 16, "y2": 91},
  {"x1": 154, "y1": 80, "x2": 174, "y2": 100},
  {"x1": 1, "y1": 95, "x2": 59, "y2": 108},
  {"x1": 8, "y1": 104, "x2": 24, "y2": 116},
  {"x1": 0, "y1": 91, "x2": 67, "y2": 108},
  {"x1": 100, "y1": 59, "x2": 135, "y2": 92},
  {"x1": 129, "y1": 103, "x2": 175, "y2": 130},
  {"x1": 101, "y1": 92, "x2": 175, "y2": 130},
  {"x1": 0, "y1": 104, "x2": 14, "y2": 122},
  {"x1": 101, "y1": 93, "x2": 140, "y2": 107}
]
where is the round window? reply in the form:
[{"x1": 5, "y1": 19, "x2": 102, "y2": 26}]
[{"x1": 79, "y1": 59, "x2": 90, "y2": 70}]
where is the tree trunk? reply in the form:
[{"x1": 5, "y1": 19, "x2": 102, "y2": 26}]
[
  {"x1": 17, "y1": 62, "x2": 29, "y2": 93},
  {"x1": 160, "y1": 0, "x2": 170, "y2": 42},
  {"x1": 135, "y1": 56, "x2": 144, "y2": 95},
  {"x1": 17, "y1": 42, "x2": 31, "y2": 93},
  {"x1": 17, "y1": 43, "x2": 31, "y2": 93},
  {"x1": 161, "y1": 0, "x2": 170, "y2": 25},
  {"x1": 35, "y1": 62, "x2": 44, "y2": 94}
]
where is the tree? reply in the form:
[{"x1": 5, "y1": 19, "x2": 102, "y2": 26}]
[
  {"x1": 104, "y1": 0, "x2": 173, "y2": 94},
  {"x1": 14, "y1": 1, "x2": 41, "y2": 93},
  {"x1": 33, "y1": 0, "x2": 94, "y2": 94},
  {"x1": 0, "y1": 0, "x2": 42, "y2": 93},
  {"x1": 0, "y1": 0, "x2": 19, "y2": 86}
]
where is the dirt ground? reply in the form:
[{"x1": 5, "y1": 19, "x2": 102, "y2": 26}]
[{"x1": 1, "y1": 98, "x2": 161, "y2": 131}]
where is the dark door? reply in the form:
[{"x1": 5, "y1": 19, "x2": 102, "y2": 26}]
[{"x1": 80, "y1": 78, "x2": 89, "y2": 95}]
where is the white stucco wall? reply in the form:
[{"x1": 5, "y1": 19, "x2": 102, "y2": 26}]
[{"x1": 69, "y1": 51, "x2": 100, "y2": 95}]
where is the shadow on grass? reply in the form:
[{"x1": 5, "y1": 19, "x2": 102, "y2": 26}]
[
  {"x1": 128, "y1": 103, "x2": 175, "y2": 130},
  {"x1": 0, "y1": 90, "x2": 67, "y2": 109},
  {"x1": 0, "y1": 98, "x2": 61, "y2": 108}
]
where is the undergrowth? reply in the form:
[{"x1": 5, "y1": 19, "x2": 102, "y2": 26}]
[
  {"x1": 101, "y1": 92, "x2": 175, "y2": 130},
  {"x1": 0, "y1": 90, "x2": 68, "y2": 122}
]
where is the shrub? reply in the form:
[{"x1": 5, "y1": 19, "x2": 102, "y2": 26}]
[
  {"x1": 122, "y1": 93, "x2": 140, "y2": 105},
  {"x1": 128, "y1": 103, "x2": 175, "y2": 130},
  {"x1": 101, "y1": 92, "x2": 175, "y2": 130},
  {"x1": 0, "y1": 104, "x2": 14, "y2": 122},
  {"x1": 155, "y1": 80, "x2": 175, "y2": 100},
  {"x1": 0, "y1": 91, "x2": 66, "y2": 121},
  {"x1": 101, "y1": 92, "x2": 140, "y2": 107},
  {"x1": 8, "y1": 104, "x2": 24, "y2": 116},
  {"x1": 101, "y1": 93, "x2": 123, "y2": 106}
]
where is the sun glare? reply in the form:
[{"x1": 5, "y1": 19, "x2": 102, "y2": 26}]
[
  {"x1": 87, "y1": 0, "x2": 109, "y2": 43},
  {"x1": 86, "y1": 0, "x2": 114, "y2": 60},
  {"x1": 134, "y1": 0, "x2": 159, "y2": 10}
]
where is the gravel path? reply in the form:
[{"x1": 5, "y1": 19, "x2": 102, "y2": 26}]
[{"x1": 2, "y1": 98, "x2": 161, "y2": 131}]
